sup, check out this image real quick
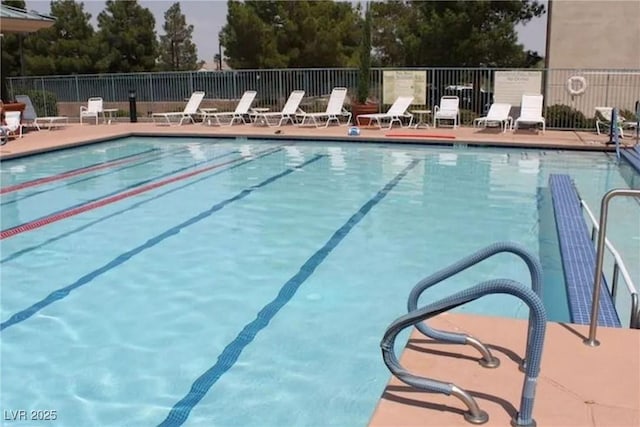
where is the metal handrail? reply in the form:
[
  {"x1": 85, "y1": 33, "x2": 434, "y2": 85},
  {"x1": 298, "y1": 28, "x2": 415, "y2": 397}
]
[
  {"x1": 584, "y1": 189, "x2": 640, "y2": 346},
  {"x1": 381, "y1": 279, "x2": 547, "y2": 426},
  {"x1": 581, "y1": 200, "x2": 639, "y2": 328}
]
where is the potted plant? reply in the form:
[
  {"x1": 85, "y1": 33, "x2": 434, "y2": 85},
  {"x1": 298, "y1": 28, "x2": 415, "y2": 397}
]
[{"x1": 351, "y1": 4, "x2": 377, "y2": 125}]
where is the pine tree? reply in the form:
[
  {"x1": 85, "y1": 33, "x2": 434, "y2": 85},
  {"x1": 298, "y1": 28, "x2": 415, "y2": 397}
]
[
  {"x1": 158, "y1": 2, "x2": 199, "y2": 71},
  {"x1": 96, "y1": 0, "x2": 158, "y2": 73},
  {"x1": 24, "y1": 0, "x2": 100, "y2": 75}
]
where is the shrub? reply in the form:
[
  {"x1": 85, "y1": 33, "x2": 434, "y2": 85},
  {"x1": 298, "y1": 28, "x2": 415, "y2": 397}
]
[
  {"x1": 620, "y1": 109, "x2": 638, "y2": 121},
  {"x1": 544, "y1": 104, "x2": 589, "y2": 129}
]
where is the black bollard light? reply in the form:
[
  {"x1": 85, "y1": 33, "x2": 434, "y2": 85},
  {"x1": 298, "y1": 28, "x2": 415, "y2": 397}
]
[{"x1": 128, "y1": 90, "x2": 137, "y2": 123}]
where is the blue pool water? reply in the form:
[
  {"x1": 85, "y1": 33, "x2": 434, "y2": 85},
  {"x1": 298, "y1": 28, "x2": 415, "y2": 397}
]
[{"x1": 1, "y1": 137, "x2": 638, "y2": 426}]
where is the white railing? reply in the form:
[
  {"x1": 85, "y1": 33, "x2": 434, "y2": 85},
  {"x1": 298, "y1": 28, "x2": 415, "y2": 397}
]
[{"x1": 581, "y1": 199, "x2": 639, "y2": 330}]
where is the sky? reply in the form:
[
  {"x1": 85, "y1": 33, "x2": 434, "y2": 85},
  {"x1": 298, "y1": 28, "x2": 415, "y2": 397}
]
[{"x1": 25, "y1": 0, "x2": 548, "y2": 62}]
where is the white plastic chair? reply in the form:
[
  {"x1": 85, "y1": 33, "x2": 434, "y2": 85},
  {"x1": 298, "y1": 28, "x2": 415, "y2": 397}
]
[
  {"x1": 433, "y1": 96, "x2": 460, "y2": 128},
  {"x1": 473, "y1": 103, "x2": 512, "y2": 133},
  {"x1": 594, "y1": 106, "x2": 639, "y2": 138},
  {"x1": 152, "y1": 91, "x2": 206, "y2": 126},
  {"x1": 202, "y1": 91, "x2": 257, "y2": 126},
  {"x1": 254, "y1": 90, "x2": 305, "y2": 127},
  {"x1": 1, "y1": 111, "x2": 23, "y2": 139},
  {"x1": 514, "y1": 94, "x2": 545, "y2": 133},
  {"x1": 297, "y1": 87, "x2": 351, "y2": 128},
  {"x1": 80, "y1": 97, "x2": 103, "y2": 125},
  {"x1": 356, "y1": 96, "x2": 414, "y2": 129}
]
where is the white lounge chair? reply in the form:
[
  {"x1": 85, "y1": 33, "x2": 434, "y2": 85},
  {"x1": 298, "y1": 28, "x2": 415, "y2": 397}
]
[
  {"x1": 513, "y1": 94, "x2": 545, "y2": 133},
  {"x1": 15, "y1": 94, "x2": 68, "y2": 131},
  {"x1": 80, "y1": 97, "x2": 103, "y2": 125},
  {"x1": 152, "y1": 91, "x2": 205, "y2": 126},
  {"x1": 473, "y1": 103, "x2": 512, "y2": 133},
  {"x1": 202, "y1": 91, "x2": 257, "y2": 126},
  {"x1": 297, "y1": 87, "x2": 351, "y2": 128},
  {"x1": 433, "y1": 96, "x2": 460, "y2": 128},
  {"x1": 1, "y1": 111, "x2": 23, "y2": 140},
  {"x1": 356, "y1": 96, "x2": 414, "y2": 129},
  {"x1": 254, "y1": 90, "x2": 305, "y2": 127},
  {"x1": 595, "y1": 107, "x2": 638, "y2": 137}
]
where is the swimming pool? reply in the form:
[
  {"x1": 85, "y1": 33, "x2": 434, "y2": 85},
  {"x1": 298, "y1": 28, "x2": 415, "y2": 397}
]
[{"x1": 1, "y1": 137, "x2": 638, "y2": 426}]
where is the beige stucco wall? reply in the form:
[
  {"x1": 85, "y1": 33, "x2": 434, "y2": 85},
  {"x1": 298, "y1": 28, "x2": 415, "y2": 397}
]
[
  {"x1": 546, "y1": 0, "x2": 640, "y2": 69},
  {"x1": 545, "y1": 0, "x2": 640, "y2": 115}
]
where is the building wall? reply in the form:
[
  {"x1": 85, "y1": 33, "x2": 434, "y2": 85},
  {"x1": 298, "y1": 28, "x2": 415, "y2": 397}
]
[
  {"x1": 545, "y1": 0, "x2": 640, "y2": 115},
  {"x1": 546, "y1": 0, "x2": 640, "y2": 69}
]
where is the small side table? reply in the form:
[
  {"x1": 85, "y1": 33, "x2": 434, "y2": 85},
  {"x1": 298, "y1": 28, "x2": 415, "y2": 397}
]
[
  {"x1": 410, "y1": 110, "x2": 431, "y2": 128},
  {"x1": 102, "y1": 108, "x2": 119, "y2": 124},
  {"x1": 250, "y1": 107, "x2": 271, "y2": 125},
  {"x1": 200, "y1": 108, "x2": 218, "y2": 125}
]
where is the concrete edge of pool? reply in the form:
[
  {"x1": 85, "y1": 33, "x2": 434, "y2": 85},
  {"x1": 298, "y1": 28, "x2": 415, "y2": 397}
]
[
  {"x1": 367, "y1": 313, "x2": 640, "y2": 427},
  {"x1": 2, "y1": 122, "x2": 638, "y2": 427},
  {"x1": 0, "y1": 121, "x2": 631, "y2": 161}
]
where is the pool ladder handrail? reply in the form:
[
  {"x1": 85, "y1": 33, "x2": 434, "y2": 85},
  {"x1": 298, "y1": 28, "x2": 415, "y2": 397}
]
[
  {"x1": 406, "y1": 242, "x2": 544, "y2": 371},
  {"x1": 581, "y1": 198, "x2": 639, "y2": 330},
  {"x1": 381, "y1": 243, "x2": 547, "y2": 426},
  {"x1": 583, "y1": 189, "x2": 640, "y2": 346}
]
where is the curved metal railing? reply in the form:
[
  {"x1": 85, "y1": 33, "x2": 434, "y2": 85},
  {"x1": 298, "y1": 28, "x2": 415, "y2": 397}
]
[
  {"x1": 381, "y1": 279, "x2": 547, "y2": 426},
  {"x1": 583, "y1": 188, "x2": 640, "y2": 346},
  {"x1": 581, "y1": 199, "x2": 639, "y2": 329},
  {"x1": 407, "y1": 242, "x2": 543, "y2": 370}
]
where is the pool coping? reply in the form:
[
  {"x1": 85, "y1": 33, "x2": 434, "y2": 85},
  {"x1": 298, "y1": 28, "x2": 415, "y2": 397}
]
[{"x1": 0, "y1": 124, "x2": 629, "y2": 161}]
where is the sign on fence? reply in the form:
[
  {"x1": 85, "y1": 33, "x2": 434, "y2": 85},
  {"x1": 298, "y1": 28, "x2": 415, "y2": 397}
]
[
  {"x1": 382, "y1": 70, "x2": 427, "y2": 104},
  {"x1": 494, "y1": 71, "x2": 543, "y2": 106}
]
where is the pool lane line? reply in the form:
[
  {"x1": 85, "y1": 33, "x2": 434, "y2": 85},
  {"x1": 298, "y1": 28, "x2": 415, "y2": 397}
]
[
  {"x1": 1, "y1": 146, "x2": 200, "y2": 207},
  {"x1": 0, "y1": 147, "x2": 284, "y2": 265},
  {"x1": 0, "y1": 148, "x2": 161, "y2": 195},
  {"x1": 2, "y1": 148, "x2": 247, "y2": 231},
  {"x1": 0, "y1": 147, "x2": 279, "y2": 240},
  {"x1": 157, "y1": 158, "x2": 421, "y2": 427},
  {"x1": 0, "y1": 154, "x2": 324, "y2": 332}
]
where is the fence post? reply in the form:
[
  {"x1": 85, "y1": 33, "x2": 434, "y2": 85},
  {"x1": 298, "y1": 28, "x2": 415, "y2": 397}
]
[
  {"x1": 41, "y1": 77, "x2": 48, "y2": 116},
  {"x1": 75, "y1": 75, "x2": 80, "y2": 103},
  {"x1": 111, "y1": 75, "x2": 116, "y2": 103}
]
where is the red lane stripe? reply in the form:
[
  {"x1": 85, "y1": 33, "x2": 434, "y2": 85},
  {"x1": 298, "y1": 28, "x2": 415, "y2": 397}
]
[
  {"x1": 0, "y1": 151, "x2": 157, "y2": 195},
  {"x1": 0, "y1": 150, "x2": 275, "y2": 240}
]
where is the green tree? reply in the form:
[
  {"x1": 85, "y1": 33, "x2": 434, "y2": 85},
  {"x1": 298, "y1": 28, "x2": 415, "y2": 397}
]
[
  {"x1": 370, "y1": 0, "x2": 545, "y2": 67},
  {"x1": 157, "y1": 2, "x2": 199, "y2": 71},
  {"x1": 1, "y1": 0, "x2": 27, "y2": 76},
  {"x1": 219, "y1": 1, "x2": 285, "y2": 69},
  {"x1": 96, "y1": 0, "x2": 158, "y2": 73},
  {"x1": 23, "y1": 0, "x2": 100, "y2": 75},
  {"x1": 1, "y1": 0, "x2": 26, "y2": 100},
  {"x1": 220, "y1": 0, "x2": 360, "y2": 69}
]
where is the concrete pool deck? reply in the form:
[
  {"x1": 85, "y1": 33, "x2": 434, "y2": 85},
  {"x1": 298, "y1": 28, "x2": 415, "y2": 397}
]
[
  {"x1": 368, "y1": 313, "x2": 639, "y2": 427},
  {"x1": 1, "y1": 121, "x2": 638, "y2": 426},
  {"x1": 1, "y1": 120, "x2": 637, "y2": 160}
]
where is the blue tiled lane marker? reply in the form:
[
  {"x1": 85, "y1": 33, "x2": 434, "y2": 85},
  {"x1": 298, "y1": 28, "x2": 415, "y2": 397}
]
[
  {"x1": 0, "y1": 154, "x2": 325, "y2": 332},
  {"x1": 158, "y1": 159, "x2": 421, "y2": 427},
  {"x1": 0, "y1": 148, "x2": 281, "y2": 264},
  {"x1": 548, "y1": 174, "x2": 621, "y2": 327}
]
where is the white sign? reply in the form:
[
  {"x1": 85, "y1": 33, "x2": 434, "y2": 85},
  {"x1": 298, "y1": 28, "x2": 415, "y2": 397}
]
[
  {"x1": 383, "y1": 70, "x2": 427, "y2": 104},
  {"x1": 494, "y1": 71, "x2": 543, "y2": 106}
]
